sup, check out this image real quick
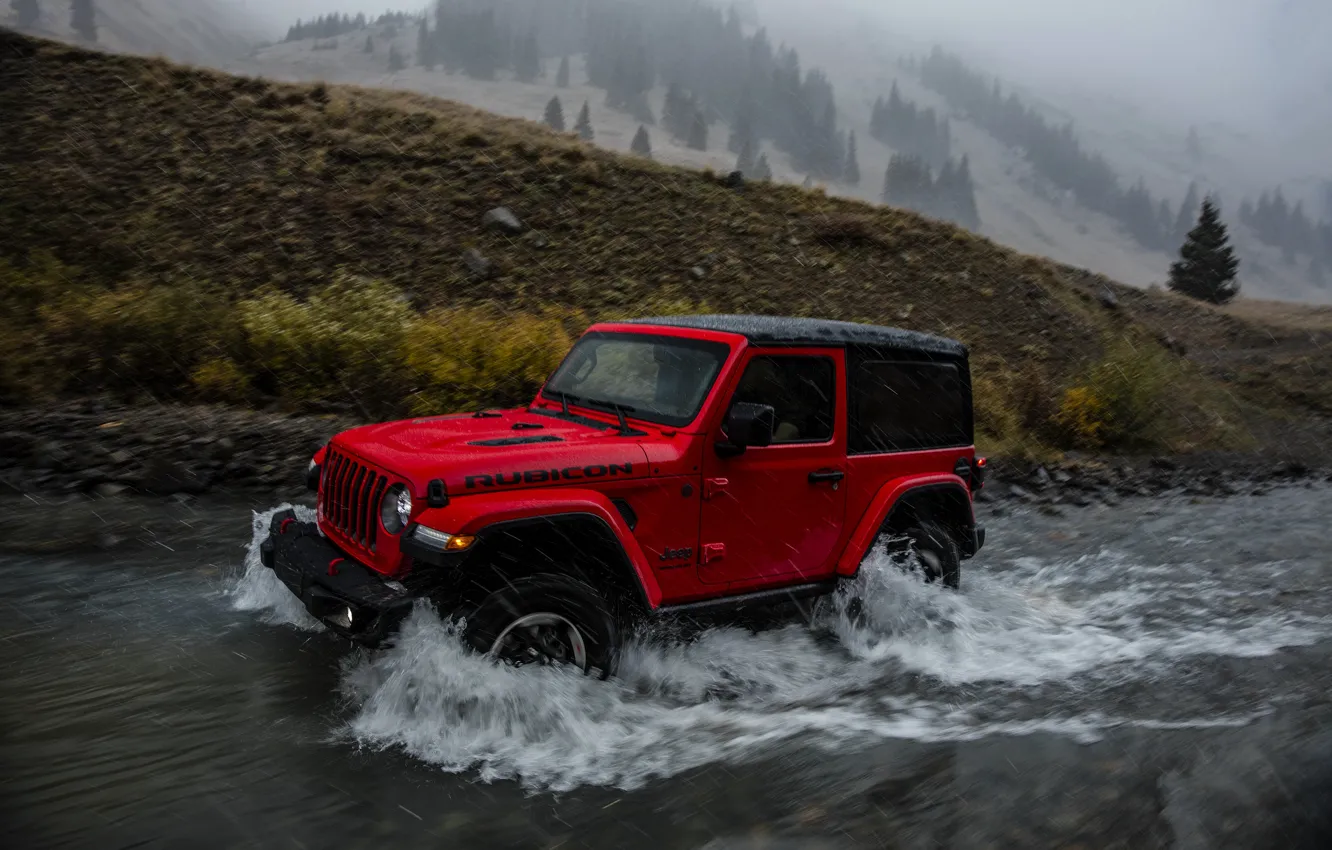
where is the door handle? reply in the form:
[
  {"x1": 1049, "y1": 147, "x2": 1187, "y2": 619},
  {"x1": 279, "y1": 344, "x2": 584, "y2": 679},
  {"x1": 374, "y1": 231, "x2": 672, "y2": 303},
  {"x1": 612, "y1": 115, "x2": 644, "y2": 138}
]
[{"x1": 808, "y1": 469, "x2": 845, "y2": 484}]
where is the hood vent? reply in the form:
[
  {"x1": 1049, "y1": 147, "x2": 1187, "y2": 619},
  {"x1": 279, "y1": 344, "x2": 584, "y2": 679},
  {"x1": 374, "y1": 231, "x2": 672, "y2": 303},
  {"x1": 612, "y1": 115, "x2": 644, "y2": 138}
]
[{"x1": 468, "y1": 435, "x2": 565, "y2": 447}]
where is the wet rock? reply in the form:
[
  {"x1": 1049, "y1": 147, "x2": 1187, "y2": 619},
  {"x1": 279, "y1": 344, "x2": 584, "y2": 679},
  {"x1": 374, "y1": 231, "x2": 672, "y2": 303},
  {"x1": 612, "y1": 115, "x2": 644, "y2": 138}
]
[
  {"x1": 213, "y1": 437, "x2": 236, "y2": 461},
  {"x1": 138, "y1": 458, "x2": 209, "y2": 496},
  {"x1": 462, "y1": 248, "x2": 493, "y2": 278},
  {"x1": 1009, "y1": 484, "x2": 1034, "y2": 502},
  {"x1": 722, "y1": 170, "x2": 744, "y2": 189},
  {"x1": 34, "y1": 440, "x2": 73, "y2": 471},
  {"x1": 1031, "y1": 466, "x2": 1052, "y2": 489},
  {"x1": 108, "y1": 449, "x2": 134, "y2": 466},
  {"x1": 0, "y1": 430, "x2": 35, "y2": 459},
  {"x1": 522, "y1": 230, "x2": 549, "y2": 249},
  {"x1": 95, "y1": 482, "x2": 130, "y2": 498},
  {"x1": 481, "y1": 206, "x2": 524, "y2": 234},
  {"x1": 1097, "y1": 285, "x2": 1119, "y2": 309},
  {"x1": 689, "y1": 266, "x2": 707, "y2": 280}
]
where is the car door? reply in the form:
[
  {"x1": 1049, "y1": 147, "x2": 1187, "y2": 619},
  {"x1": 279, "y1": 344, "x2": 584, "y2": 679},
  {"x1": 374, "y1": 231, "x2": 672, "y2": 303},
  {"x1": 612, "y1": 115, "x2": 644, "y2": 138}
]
[{"x1": 698, "y1": 348, "x2": 848, "y2": 586}]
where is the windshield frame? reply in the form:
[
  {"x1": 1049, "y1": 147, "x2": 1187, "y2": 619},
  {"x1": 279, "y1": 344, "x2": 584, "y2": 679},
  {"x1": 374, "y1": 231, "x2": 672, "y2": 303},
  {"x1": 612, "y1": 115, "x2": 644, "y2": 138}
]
[{"x1": 540, "y1": 331, "x2": 733, "y2": 428}]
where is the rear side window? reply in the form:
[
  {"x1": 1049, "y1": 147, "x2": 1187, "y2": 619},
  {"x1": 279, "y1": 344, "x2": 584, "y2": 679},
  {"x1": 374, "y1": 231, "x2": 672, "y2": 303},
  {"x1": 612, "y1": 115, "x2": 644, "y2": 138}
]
[
  {"x1": 850, "y1": 360, "x2": 970, "y2": 453},
  {"x1": 730, "y1": 356, "x2": 835, "y2": 444}
]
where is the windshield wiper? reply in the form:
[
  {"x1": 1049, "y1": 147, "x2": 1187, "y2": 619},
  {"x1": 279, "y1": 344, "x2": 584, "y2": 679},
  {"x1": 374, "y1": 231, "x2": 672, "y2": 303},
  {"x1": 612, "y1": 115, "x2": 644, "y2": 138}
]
[{"x1": 582, "y1": 398, "x2": 642, "y2": 436}]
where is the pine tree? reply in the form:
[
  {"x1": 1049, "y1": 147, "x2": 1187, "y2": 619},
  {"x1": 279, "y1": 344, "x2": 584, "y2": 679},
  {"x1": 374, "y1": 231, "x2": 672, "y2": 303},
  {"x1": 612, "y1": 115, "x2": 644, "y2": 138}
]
[
  {"x1": 631, "y1": 124, "x2": 652, "y2": 158},
  {"x1": 544, "y1": 96, "x2": 565, "y2": 132},
  {"x1": 515, "y1": 32, "x2": 540, "y2": 83},
  {"x1": 687, "y1": 108, "x2": 708, "y2": 151},
  {"x1": 952, "y1": 155, "x2": 980, "y2": 229},
  {"x1": 363, "y1": 34, "x2": 374, "y2": 54},
  {"x1": 556, "y1": 55, "x2": 570, "y2": 88},
  {"x1": 842, "y1": 131, "x2": 860, "y2": 185},
  {"x1": 735, "y1": 137, "x2": 755, "y2": 175},
  {"x1": 1174, "y1": 182, "x2": 1200, "y2": 244},
  {"x1": 12, "y1": 0, "x2": 39, "y2": 28},
  {"x1": 574, "y1": 101, "x2": 594, "y2": 141},
  {"x1": 1169, "y1": 197, "x2": 1240, "y2": 304},
  {"x1": 417, "y1": 17, "x2": 435, "y2": 69},
  {"x1": 662, "y1": 82, "x2": 686, "y2": 139},
  {"x1": 1186, "y1": 125, "x2": 1202, "y2": 159},
  {"x1": 388, "y1": 44, "x2": 405, "y2": 73},
  {"x1": 752, "y1": 153, "x2": 773, "y2": 181},
  {"x1": 70, "y1": 0, "x2": 96, "y2": 42}
]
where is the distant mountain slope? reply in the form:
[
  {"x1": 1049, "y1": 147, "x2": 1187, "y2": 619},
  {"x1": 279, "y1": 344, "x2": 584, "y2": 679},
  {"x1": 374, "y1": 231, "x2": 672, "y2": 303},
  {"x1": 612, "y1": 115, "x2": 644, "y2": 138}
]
[{"x1": 1, "y1": 0, "x2": 260, "y2": 65}]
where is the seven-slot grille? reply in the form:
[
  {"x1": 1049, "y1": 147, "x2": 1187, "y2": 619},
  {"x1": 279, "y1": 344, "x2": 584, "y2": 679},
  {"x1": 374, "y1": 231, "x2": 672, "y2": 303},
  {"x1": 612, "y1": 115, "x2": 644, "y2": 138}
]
[{"x1": 320, "y1": 448, "x2": 390, "y2": 553}]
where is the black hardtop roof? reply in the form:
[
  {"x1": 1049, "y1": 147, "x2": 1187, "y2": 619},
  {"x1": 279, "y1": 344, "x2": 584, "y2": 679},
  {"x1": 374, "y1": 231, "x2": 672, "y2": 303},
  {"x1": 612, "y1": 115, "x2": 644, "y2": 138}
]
[{"x1": 619, "y1": 314, "x2": 967, "y2": 357}]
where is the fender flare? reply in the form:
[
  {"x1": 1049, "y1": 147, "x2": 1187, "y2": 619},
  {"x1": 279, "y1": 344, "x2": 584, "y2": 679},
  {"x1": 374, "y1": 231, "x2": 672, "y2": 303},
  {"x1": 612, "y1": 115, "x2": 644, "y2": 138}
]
[
  {"x1": 410, "y1": 488, "x2": 662, "y2": 609},
  {"x1": 836, "y1": 474, "x2": 973, "y2": 576}
]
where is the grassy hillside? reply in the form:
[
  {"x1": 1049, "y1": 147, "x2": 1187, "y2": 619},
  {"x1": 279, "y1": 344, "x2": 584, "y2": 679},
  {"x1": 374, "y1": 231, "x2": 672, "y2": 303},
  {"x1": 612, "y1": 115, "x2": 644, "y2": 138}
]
[{"x1": 1, "y1": 30, "x2": 1326, "y2": 456}]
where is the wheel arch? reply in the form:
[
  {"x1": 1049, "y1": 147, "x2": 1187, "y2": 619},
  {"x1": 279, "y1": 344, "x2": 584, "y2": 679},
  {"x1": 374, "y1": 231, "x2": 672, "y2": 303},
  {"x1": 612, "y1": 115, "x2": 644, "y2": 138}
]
[{"x1": 836, "y1": 475, "x2": 976, "y2": 576}]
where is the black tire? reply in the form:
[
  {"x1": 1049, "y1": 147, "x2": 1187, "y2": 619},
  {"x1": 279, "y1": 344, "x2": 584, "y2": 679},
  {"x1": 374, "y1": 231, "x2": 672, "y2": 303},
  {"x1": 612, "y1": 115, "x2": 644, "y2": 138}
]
[
  {"x1": 462, "y1": 574, "x2": 620, "y2": 678},
  {"x1": 888, "y1": 521, "x2": 961, "y2": 589}
]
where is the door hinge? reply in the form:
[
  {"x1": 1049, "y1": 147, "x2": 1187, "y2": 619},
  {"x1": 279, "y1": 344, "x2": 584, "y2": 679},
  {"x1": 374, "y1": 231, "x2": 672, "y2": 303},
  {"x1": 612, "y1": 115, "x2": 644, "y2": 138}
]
[
  {"x1": 701, "y1": 543, "x2": 726, "y2": 564},
  {"x1": 703, "y1": 477, "x2": 729, "y2": 501}
]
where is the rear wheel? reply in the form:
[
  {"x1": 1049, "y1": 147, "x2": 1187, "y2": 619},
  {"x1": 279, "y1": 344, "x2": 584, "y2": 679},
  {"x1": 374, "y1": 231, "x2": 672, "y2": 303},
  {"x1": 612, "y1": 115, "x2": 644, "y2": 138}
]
[
  {"x1": 887, "y1": 521, "x2": 961, "y2": 589},
  {"x1": 462, "y1": 574, "x2": 620, "y2": 678}
]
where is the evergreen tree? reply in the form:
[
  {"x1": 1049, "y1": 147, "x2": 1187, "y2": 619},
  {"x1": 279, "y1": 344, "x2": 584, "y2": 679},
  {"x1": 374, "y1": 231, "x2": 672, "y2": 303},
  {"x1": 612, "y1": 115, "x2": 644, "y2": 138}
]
[
  {"x1": 735, "y1": 137, "x2": 755, "y2": 175},
  {"x1": 752, "y1": 152, "x2": 773, "y2": 181},
  {"x1": 544, "y1": 96, "x2": 565, "y2": 132},
  {"x1": 1169, "y1": 197, "x2": 1240, "y2": 305},
  {"x1": 631, "y1": 124, "x2": 652, "y2": 158},
  {"x1": 70, "y1": 0, "x2": 95, "y2": 42},
  {"x1": 515, "y1": 32, "x2": 540, "y2": 83},
  {"x1": 662, "y1": 82, "x2": 687, "y2": 139},
  {"x1": 417, "y1": 17, "x2": 436, "y2": 69},
  {"x1": 1174, "y1": 182, "x2": 1200, "y2": 244},
  {"x1": 12, "y1": 0, "x2": 39, "y2": 28},
  {"x1": 1186, "y1": 125, "x2": 1202, "y2": 159},
  {"x1": 687, "y1": 108, "x2": 708, "y2": 151},
  {"x1": 363, "y1": 34, "x2": 374, "y2": 54},
  {"x1": 842, "y1": 131, "x2": 860, "y2": 185},
  {"x1": 574, "y1": 101, "x2": 594, "y2": 141},
  {"x1": 951, "y1": 155, "x2": 980, "y2": 229},
  {"x1": 556, "y1": 55, "x2": 570, "y2": 88},
  {"x1": 1310, "y1": 258, "x2": 1327, "y2": 289},
  {"x1": 387, "y1": 44, "x2": 405, "y2": 73}
]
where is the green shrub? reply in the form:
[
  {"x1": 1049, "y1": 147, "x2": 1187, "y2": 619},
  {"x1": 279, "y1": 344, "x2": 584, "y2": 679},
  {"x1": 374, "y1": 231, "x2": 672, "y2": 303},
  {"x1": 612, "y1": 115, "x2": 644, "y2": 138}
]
[
  {"x1": 404, "y1": 306, "x2": 574, "y2": 415},
  {"x1": 192, "y1": 357, "x2": 252, "y2": 403},
  {"x1": 239, "y1": 274, "x2": 413, "y2": 413},
  {"x1": 1054, "y1": 338, "x2": 1174, "y2": 450}
]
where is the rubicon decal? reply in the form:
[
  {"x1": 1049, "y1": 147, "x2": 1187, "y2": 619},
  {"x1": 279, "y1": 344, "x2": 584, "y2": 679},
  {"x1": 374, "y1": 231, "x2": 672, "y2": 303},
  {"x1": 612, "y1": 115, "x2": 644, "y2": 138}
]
[{"x1": 465, "y1": 462, "x2": 633, "y2": 489}]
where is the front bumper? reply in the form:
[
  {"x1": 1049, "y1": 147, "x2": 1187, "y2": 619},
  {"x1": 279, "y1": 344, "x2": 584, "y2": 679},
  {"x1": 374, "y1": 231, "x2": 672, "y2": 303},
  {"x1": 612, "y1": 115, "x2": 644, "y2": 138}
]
[{"x1": 258, "y1": 509, "x2": 416, "y2": 647}]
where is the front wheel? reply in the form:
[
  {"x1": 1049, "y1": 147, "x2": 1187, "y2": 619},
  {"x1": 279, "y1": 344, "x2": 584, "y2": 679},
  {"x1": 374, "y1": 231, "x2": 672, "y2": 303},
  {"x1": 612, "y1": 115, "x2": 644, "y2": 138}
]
[
  {"x1": 887, "y1": 521, "x2": 961, "y2": 590},
  {"x1": 462, "y1": 574, "x2": 620, "y2": 678}
]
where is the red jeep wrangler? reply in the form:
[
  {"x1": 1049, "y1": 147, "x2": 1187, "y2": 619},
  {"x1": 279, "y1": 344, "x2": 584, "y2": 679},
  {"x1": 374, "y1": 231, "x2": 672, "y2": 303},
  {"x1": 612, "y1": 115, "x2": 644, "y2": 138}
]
[{"x1": 260, "y1": 315, "x2": 986, "y2": 674}]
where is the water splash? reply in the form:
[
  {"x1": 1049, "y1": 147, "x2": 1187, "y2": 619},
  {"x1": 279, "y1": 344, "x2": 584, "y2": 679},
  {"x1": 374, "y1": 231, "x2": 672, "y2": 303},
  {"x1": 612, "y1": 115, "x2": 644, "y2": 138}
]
[
  {"x1": 232, "y1": 508, "x2": 1331, "y2": 790},
  {"x1": 226, "y1": 504, "x2": 324, "y2": 631}
]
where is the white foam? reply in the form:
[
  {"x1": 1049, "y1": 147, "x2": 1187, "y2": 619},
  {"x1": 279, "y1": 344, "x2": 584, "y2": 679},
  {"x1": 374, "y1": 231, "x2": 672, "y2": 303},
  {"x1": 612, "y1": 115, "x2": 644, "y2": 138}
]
[{"x1": 226, "y1": 504, "x2": 324, "y2": 632}]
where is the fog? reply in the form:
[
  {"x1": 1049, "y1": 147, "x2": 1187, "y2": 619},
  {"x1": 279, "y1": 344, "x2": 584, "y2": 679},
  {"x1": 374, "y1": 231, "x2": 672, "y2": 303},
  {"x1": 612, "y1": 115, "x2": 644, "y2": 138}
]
[{"x1": 754, "y1": 0, "x2": 1331, "y2": 127}]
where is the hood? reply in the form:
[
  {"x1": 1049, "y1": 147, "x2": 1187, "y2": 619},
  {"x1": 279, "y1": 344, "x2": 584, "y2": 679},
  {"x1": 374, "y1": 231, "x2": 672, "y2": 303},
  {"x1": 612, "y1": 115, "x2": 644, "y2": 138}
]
[{"x1": 330, "y1": 408, "x2": 652, "y2": 495}]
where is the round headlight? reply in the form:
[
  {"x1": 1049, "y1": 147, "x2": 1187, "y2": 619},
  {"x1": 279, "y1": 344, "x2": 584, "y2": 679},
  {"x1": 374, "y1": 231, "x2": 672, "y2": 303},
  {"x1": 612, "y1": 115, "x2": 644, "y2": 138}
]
[{"x1": 380, "y1": 483, "x2": 411, "y2": 534}]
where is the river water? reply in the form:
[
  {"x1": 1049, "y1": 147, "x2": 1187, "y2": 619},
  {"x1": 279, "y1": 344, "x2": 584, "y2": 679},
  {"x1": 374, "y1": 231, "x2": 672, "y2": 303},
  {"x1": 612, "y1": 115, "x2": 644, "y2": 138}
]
[{"x1": 2, "y1": 486, "x2": 1330, "y2": 849}]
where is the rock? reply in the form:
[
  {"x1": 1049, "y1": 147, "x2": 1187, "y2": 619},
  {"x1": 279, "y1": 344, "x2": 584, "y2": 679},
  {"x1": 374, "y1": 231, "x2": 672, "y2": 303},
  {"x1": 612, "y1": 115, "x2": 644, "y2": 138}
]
[
  {"x1": 95, "y1": 482, "x2": 130, "y2": 498},
  {"x1": 1149, "y1": 457, "x2": 1177, "y2": 471},
  {"x1": 1009, "y1": 484, "x2": 1034, "y2": 502},
  {"x1": 1032, "y1": 466, "x2": 1052, "y2": 488},
  {"x1": 35, "y1": 440, "x2": 73, "y2": 471},
  {"x1": 213, "y1": 437, "x2": 236, "y2": 461},
  {"x1": 0, "y1": 431, "x2": 36, "y2": 458},
  {"x1": 481, "y1": 206, "x2": 524, "y2": 234},
  {"x1": 722, "y1": 170, "x2": 744, "y2": 189},
  {"x1": 522, "y1": 230, "x2": 549, "y2": 249},
  {"x1": 1097, "y1": 285, "x2": 1119, "y2": 309},
  {"x1": 689, "y1": 266, "x2": 707, "y2": 280},
  {"x1": 462, "y1": 248, "x2": 493, "y2": 278},
  {"x1": 138, "y1": 458, "x2": 210, "y2": 496},
  {"x1": 108, "y1": 449, "x2": 134, "y2": 466}
]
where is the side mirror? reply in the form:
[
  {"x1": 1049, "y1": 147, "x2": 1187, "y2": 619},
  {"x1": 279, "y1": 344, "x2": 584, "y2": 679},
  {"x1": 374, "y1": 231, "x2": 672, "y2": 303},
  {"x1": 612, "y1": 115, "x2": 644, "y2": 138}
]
[{"x1": 716, "y1": 402, "x2": 776, "y2": 458}]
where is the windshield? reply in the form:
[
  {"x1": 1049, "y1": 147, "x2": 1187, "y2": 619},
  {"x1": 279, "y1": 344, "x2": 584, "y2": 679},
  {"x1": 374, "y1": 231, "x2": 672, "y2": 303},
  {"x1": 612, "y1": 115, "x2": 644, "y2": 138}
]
[{"x1": 542, "y1": 332, "x2": 731, "y2": 427}]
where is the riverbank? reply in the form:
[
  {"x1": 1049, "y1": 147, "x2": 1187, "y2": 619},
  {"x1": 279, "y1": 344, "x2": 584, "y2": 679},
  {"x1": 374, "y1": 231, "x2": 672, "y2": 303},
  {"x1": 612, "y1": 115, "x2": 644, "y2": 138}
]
[{"x1": 2, "y1": 400, "x2": 1327, "y2": 510}]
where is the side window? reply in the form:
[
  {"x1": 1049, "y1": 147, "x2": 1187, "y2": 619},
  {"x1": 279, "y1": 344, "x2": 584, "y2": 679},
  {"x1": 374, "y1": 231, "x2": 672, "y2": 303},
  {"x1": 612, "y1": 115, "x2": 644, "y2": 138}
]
[
  {"x1": 850, "y1": 360, "x2": 970, "y2": 453},
  {"x1": 730, "y1": 356, "x2": 835, "y2": 444}
]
